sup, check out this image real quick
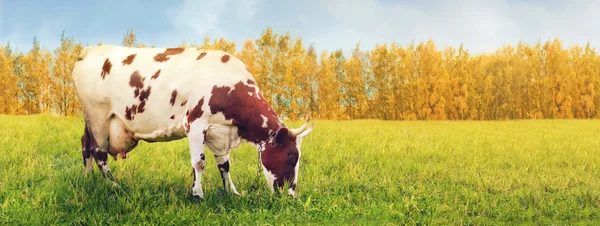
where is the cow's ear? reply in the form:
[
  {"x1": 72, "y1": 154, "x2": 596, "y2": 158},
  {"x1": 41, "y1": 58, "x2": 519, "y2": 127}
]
[{"x1": 275, "y1": 127, "x2": 290, "y2": 145}]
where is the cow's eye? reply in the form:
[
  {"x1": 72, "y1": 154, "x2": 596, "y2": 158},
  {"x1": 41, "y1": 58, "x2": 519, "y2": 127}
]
[{"x1": 288, "y1": 153, "x2": 297, "y2": 162}]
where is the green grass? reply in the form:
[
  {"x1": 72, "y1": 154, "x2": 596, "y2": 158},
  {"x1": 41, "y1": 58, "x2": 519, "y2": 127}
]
[{"x1": 1, "y1": 114, "x2": 599, "y2": 225}]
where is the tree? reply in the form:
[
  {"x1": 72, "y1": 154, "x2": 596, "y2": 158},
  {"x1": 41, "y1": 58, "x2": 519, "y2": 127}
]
[
  {"x1": 52, "y1": 31, "x2": 83, "y2": 116},
  {"x1": 237, "y1": 39, "x2": 258, "y2": 76},
  {"x1": 20, "y1": 37, "x2": 52, "y2": 114},
  {"x1": 302, "y1": 44, "x2": 319, "y2": 118},
  {"x1": 0, "y1": 45, "x2": 19, "y2": 114},
  {"x1": 285, "y1": 38, "x2": 307, "y2": 119},
  {"x1": 199, "y1": 34, "x2": 237, "y2": 54},
  {"x1": 343, "y1": 43, "x2": 368, "y2": 119},
  {"x1": 316, "y1": 51, "x2": 341, "y2": 119},
  {"x1": 369, "y1": 44, "x2": 393, "y2": 119},
  {"x1": 122, "y1": 29, "x2": 137, "y2": 47},
  {"x1": 254, "y1": 27, "x2": 278, "y2": 109}
]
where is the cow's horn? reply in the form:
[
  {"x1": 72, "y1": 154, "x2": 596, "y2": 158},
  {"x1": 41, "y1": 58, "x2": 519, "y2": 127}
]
[{"x1": 290, "y1": 115, "x2": 311, "y2": 136}]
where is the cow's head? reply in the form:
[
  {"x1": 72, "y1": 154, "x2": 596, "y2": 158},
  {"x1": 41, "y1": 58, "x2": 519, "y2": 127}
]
[{"x1": 260, "y1": 118, "x2": 314, "y2": 196}]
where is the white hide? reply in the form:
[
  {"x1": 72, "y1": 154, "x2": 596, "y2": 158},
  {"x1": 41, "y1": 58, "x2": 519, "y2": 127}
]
[
  {"x1": 204, "y1": 125, "x2": 242, "y2": 156},
  {"x1": 72, "y1": 45, "x2": 256, "y2": 143},
  {"x1": 262, "y1": 164, "x2": 277, "y2": 192}
]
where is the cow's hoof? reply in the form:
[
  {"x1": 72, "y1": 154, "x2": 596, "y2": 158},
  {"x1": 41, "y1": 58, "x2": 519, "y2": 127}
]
[
  {"x1": 189, "y1": 193, "x2": 204, "y2": 201},
  {"x1": 191, "y1": 190, "x2": 204, "y2": 199}
]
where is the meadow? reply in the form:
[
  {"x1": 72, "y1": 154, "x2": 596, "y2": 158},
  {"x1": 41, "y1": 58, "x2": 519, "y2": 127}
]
[{"x1": 1, "y1": 114, "x2": 599, "y2": 225}]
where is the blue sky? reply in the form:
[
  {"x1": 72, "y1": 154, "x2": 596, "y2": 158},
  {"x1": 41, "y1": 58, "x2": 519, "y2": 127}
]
[{"x1": 1, "y1": 0, "x2": 599, "y2": 55}]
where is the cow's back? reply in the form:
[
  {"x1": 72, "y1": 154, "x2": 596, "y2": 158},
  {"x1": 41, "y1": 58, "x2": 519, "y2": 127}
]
[{"x1": 72, "y1": 45, "x2": 253, "y2": 138}]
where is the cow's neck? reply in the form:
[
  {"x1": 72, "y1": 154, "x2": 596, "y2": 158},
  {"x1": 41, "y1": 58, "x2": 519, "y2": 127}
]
[
  {"x1": 235, "y1": 104, "x2": 284, "y2": 146},
  {"x1": 208, "y1": 81, "x2": 284, "y2": 146}
]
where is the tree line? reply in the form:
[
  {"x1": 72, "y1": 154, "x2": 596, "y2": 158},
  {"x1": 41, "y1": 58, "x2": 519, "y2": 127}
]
[{"x1": 1, "y1": 28, "x2": 599, "y2": 120}]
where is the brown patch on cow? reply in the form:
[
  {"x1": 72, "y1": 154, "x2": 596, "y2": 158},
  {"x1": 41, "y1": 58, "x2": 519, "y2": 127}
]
[
  {"x1": 138, "y1": 100, "x2": 147, "y2": 113},
  {"x1": 151, "y1": 69, "x2": 161, "y2": 80},
  {"x1": 125, "y1": 71, "x2": 152, "y2": 120},
  {"x1": 77, "y1": 57, "x2": 83, "y2": 62},
  {"x1": 186, "y1": 110, "x2": 189, "y2": 116},
  {"x1": 196, "y1": 52, "x2": 207, "y2": 60},
  {"x1": 139, "y1": 86, "x2": 151, "y2": 102},
  {"x1": 221, "y1": 54, "x2": 230, "y2": 63},
  {"x1": 181, "y1": 100, "x2": 187, "y2": 106},
  {"x1": 129, "y1": 72, "x2": 144, "y2": 87},
  {"x1": 170, "y1": 115, "x2": 175, "y2": 119},
  {"x1": 247, "y1": 79, "x2": 256, "y2": 85},
  {"x1": 94, "y1": 150, "x2": 108, "y2": 163},
  {"x1": 209, "y1": 82, "x2": 279, "y2": 143},
  {"x1": 101, "y1": 58, "x2": 112, "y2": 79},
  {"x1": 154, "y1": 48, "x2": 185, "y2": 62},
  {"x1": 122, "y1": 54, "x2": 137, "y2": 65},
  {"x1": 218, "y1": 161, "x2": 230, "y2": 173},
  {"x1": 125, "y1": 104, "x2": 138, "y2": 120},
  {"x1": 129, "y1": 70, "x2": 145, "y2": 96},
  {"x1": 186, "y1": 98, "x2": 205, "y2": 133},
  {"x1": 208, "y1": 81, "x2": 299, "y2": 188},
  {"x1": 81, "y1": 124, "x2": 92, "y2": 167},
  {"x1": 170, "y1": 90, "x2": 178, "y2": 106}
]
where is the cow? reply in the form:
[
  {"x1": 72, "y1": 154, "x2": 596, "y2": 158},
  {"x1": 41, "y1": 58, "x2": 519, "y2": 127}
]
[{"x1": 72, "y1": 45, "x2": 314, "y2": 198}]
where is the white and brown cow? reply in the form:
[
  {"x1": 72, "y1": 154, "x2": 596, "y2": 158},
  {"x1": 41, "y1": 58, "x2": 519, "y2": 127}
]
[{"x1": 72, "y1": 45, "x2": 313, "y2": 198}]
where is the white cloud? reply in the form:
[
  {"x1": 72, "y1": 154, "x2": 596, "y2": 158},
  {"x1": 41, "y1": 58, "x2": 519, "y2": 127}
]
[
  {"x1": 7, "y1": 0, "x2": 597, "y2": 55},
  {"x1": 168, "y1": 0, "x2": 600, "y2": 55},
  {"x1": 167, "y1": 0, "x2": 260, "y2": 40},
  {"x1": 306, "y1": 0, "x2": 600, "y2": 54}
]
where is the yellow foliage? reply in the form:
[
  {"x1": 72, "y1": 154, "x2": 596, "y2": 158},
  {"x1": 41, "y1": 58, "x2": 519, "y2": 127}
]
[{"x1": 0, "y1": 29, "x2": 598, "y2": 120}]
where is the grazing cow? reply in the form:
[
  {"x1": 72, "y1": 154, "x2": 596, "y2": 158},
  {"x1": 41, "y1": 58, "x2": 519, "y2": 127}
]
[{"x1": 72, "y1": 45, "x2": 314, "y2": 198}]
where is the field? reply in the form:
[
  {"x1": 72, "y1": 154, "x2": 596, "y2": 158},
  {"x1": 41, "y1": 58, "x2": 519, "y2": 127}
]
[{"x1": 1, "y1": 115, "x2": 599, "y2": 225}]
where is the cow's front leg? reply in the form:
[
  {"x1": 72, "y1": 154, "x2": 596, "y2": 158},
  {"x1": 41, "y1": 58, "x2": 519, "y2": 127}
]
[
  {"x1": 215, "y1": 153, "x2": 240, "y2": 195},
  {"x1": 188, "y1": 124, "x2": 208, "y2": 199}
]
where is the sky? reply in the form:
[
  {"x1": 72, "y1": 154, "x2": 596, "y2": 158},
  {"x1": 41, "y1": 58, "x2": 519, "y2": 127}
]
[{"x1": 1, "y1": 0, "x2": 599, "y2": 55}]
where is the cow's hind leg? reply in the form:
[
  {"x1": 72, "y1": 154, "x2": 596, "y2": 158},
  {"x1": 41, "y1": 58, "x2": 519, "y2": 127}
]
[
  {"x1": 84, "y1": 110, "x2": 115, "y2": 182},
  {"x1": 81, "y1": 123, "x2": 94, "y2": 174},
  {"x1": 215, "y1": 153, "x2": 240, "y2": 195},
  {"x1": 188, "y1": 122, "x2": 209, "y2": 199}
]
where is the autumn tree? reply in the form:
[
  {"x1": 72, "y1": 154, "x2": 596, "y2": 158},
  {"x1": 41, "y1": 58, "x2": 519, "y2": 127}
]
[
  {"x1": 302, "y1": 45, "x2": 319, "y2": 117},
  {"x1": 0, "y1": 45, "x2": 19, "y2": 114},
  {"x1": 198, "y1": 34, "x2": 237, "y2": 54},
  {"x1": 122, "y1": 29, "x2": 137, "y2": 47},
  {"x1": 284, "y1": 38, "x2": 307, "y2": 119},
  {"x1": 20, "y1": 37, "x2": 53, "y2": 114},
  {"x1": 52, "y1": 31, "x2": 83, "y2": 116},
  {"x1": 342, "y1": 43, "x2": 368, "y2": 119},
  {"x1": 316, "y1": 50, "x2": 343, "y2": 119},
  {"x1": 570, "y1": 43, "x2": 597, "y2": 118},
  {"x1": 237, "y1": 39, "x2": 258, "y2": 75},
  {"x1": 5, "y1": 27, "x2": 600, "y2": 121},
  {"x1": 254, "y1": 27, "x2": 278, "y2": 109},
  {"x1": 369, "y1": 44, "x2": 392, "y2": 119}
]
